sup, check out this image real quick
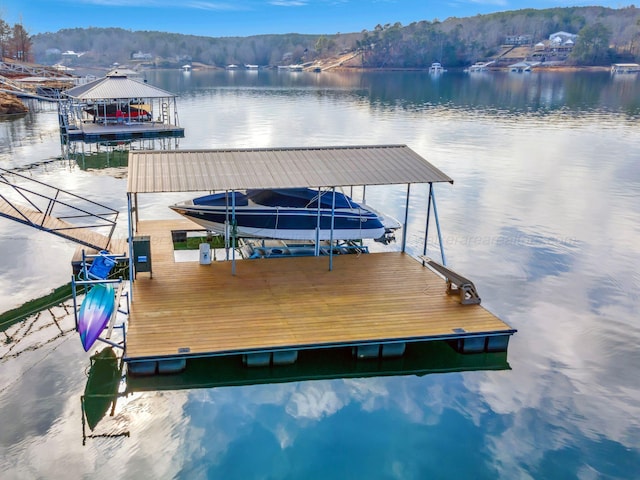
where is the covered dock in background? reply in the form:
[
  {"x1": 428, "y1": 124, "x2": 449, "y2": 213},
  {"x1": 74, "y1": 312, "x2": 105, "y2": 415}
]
[
  {"x1": 122, "y1": 145, "x2": 516, "y2": 375},
  {"x1": 611, "y1": 63, "x2": 640, "y2": 74},
  {"x1": 59, "y1": 70, "x2": 184, "y2": 144}
]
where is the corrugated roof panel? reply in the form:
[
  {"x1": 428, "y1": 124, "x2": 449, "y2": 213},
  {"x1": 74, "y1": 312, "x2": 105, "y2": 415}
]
[
  {"x1": 64, "y1": 76, "x2": 177, "y2": 100},
  {"x1": 127, "y1": 145, "x2": 453, "y2": 194}
]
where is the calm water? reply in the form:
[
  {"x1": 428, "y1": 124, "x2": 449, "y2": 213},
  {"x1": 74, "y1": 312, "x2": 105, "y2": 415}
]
[{"x1": 1, "y1": 70, "x2": 639, "y2": 479}]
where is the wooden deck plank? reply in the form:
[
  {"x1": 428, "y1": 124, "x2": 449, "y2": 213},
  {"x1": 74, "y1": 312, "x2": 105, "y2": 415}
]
[{"x1": 124, "y1": 220, "x2": 514, "y2": 360}]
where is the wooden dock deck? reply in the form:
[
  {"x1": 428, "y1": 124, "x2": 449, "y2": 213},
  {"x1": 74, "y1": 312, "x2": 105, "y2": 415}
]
[{"x1": 124, "y1": 219, "x2": 515, "y2": 363}]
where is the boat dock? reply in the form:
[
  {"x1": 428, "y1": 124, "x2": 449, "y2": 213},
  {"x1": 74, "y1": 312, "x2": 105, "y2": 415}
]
[
  {"x1": 121, "y1": 145, "x2": 516, "y2": 374},
  {"x1": 124, "y1": 218, "x2": 515, "y2": 372},
  {"x1": 59, "y1": 71, "x2": 185, "y2": 145},
  {"x1": 611, "y1": 63, "x2": 640, "y2": 74}
]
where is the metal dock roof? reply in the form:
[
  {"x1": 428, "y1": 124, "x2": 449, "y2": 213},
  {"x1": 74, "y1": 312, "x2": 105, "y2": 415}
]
[
  {"x1": 64, "y1": 74, "x2": 177, "y2": 101},
  {"x1": 127, "y1": 145, "x2": 454, "y2": 194}
]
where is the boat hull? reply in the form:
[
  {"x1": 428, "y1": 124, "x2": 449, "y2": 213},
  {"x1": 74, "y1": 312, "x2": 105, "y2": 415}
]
[
  {"x1": 78, "y1": 283, "x2": 116, "y2": 352},
  {"x1": 170, "y1": 189, "x2": 400, "y2": 241},
  {"x1": 170, "y1": 206, "x2": 386, "y2": 241},
  {"x1": 84, "y1": 104, "x2": 151, "y2": 121}
]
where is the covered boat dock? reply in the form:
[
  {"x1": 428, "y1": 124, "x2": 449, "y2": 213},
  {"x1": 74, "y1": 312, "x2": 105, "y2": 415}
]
[
  {"x1": 59, "y1": 71, "x2": 184, "y2": 144},
  {"x1": 123, "y1": 145, "x2": 516, "y2": 373}
]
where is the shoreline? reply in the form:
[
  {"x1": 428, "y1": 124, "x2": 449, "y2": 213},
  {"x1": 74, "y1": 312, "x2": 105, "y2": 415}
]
[
  {"x1": 0, "y1": 64, "x2": 616, "y2": 114},
  {"x1": 328, "y1": 64, "x2": 611, "y2": 73},
  {"x1": 0, "y1": 91, "x2": 29, "y2": 115}
]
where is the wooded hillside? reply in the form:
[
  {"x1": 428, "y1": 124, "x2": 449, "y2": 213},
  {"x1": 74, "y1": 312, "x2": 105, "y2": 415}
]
[{"x1": 31, "y1": 6, "x2": 640, "y2": 68}]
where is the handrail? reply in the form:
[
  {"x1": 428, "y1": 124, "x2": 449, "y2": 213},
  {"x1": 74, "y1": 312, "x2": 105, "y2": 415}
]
[
  {"x1": 0, "y1": 182, "x2": 118, "y2": 225},
  {"x1": 0, "y1": 167, "x2": 118, "y2": 213},
  {"x1": 0, "y1": 167, "x2": 119, "y2": 250}
]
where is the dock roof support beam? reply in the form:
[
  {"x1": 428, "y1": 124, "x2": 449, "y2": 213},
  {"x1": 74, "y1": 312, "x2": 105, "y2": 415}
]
[
  {"x1": 328, "y1": 187, "x2": 337, "y2": 271},
  {"x1": 231, "y1": 190, "x2": 237, "y2": 276},
  {"x1": 401, "y1": 183, "x2": 411, "y2": 253},
  {"x1": 431, "y1": 186, "x2": 446, "y2": 266},
  {"x1": 423, "y1": 183, "x2": 433, "y2": 260},
  {"x1": 127, "y1": 192, "x2": 135, "y2": 301},
  {"x1": 314, "y1": 187, "x2": 321, "y2": 257},
  {"x1": 422, "y1": 182, "x2": 446, "y2": 266}
]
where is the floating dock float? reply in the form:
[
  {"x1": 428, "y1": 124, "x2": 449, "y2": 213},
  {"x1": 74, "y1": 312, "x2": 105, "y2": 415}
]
[{"x1": 126, "y1": 341, "x2": 511, "y2": 392}]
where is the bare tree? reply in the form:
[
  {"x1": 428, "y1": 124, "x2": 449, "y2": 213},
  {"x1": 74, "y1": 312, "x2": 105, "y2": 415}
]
[
  {"x1": 11, "y1": 23, "x2": 31, "y2": 61},
  {"x1": 0, "y1": 19, "x2": 11, "y2": 59}
]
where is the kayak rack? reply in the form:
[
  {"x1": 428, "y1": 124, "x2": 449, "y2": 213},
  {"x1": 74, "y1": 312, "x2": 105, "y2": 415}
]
[{"x1": 72, "y1": 250, "x2": 130, "y2": 351}]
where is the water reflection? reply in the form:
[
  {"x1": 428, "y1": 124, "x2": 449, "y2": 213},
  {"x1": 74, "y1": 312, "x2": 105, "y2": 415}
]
[
  {"x1": 0, "y1": 110, "x2": 62, "y2": 169},
  {"x1": 1, "y1": 70, "x2": 639, "y2": 478},
  {"x1": 143, "y1": 69, "x2": 640, "y2": 119},
  {"x1": 105, "y1": 342, "x2": 507, "y2": 479}
]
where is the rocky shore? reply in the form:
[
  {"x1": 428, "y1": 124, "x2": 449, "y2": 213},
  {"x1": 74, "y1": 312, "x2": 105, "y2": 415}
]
[{"x1": 0, "y1": 92, "x2": 28, "y2": 115}]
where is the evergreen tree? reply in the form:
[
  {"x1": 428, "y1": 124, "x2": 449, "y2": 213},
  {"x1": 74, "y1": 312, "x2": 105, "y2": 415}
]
[{"x1": 571, "y1": 23, "x2": 612, "y2": 65}]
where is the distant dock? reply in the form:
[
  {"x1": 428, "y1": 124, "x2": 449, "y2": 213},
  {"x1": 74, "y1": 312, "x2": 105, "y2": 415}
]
[{"x1": 59, "y1": 70, "x2": 184, "y2": 145}]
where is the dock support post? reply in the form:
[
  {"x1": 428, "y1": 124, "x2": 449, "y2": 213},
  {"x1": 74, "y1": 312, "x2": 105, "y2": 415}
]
[
  {"x1": 231, "y1": 190, "x2": 237, "y2": 276},
  {"x1": 315, "y1": 187, "x2": 321, "y2": 256},
  {"x1": 431, "y1": 187, "x2": 446, "y2": 266},
  {"x1": 329, "y1": 187, "x2": 336, "y2": 271},
  {"x1": 401, "y1": 183, "x2": 411, "y2": 253},
  {"x1": 423, "y1": 183, "x2": 433, "y2": 258},
  {"x1": 127, "y1": 193, "x2": 135, "y2": 301},
  {"x1": 133, "y1": 193, "x2": 139, "y2": 227}
]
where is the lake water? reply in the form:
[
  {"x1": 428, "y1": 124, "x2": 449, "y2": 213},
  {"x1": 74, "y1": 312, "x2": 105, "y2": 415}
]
[{"x1": 1, "y1": 70, "x2": 639, "y2": 478}]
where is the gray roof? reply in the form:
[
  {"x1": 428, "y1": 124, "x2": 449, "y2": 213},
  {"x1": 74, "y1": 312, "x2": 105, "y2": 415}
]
[
  {"x1": 127, "y1": 145, "x2": 453, "y2": 194},
  {"x1": 64, "y1": 74, "x2": 177, "y2": 101}
]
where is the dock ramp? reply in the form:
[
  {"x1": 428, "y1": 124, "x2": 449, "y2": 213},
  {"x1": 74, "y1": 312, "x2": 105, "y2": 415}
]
[{"x1": 0, "y1": 167, "x2": 120, "y2": 251}]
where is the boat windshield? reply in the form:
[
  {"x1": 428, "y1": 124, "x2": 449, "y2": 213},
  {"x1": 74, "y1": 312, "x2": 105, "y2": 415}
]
[
  {"x1": 247, "y1": 189, "x2": 358, "y2": 209},
  {"x1": 193, "y1": 191, "x2": 249, "y2": 207}
]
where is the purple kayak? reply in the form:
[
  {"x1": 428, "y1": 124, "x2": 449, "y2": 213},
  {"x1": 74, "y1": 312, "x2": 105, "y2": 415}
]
[{"x1": 78, "y1": 283, "x2": 116, "y2": 352}]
